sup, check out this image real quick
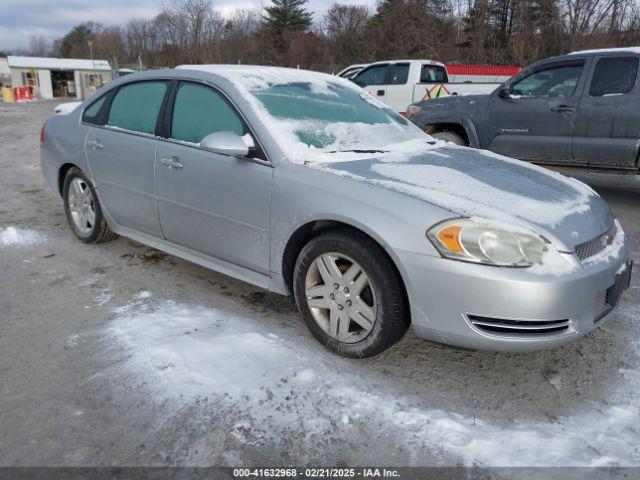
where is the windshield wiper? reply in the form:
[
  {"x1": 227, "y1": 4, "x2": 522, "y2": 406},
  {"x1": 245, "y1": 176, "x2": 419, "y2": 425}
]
[{"x1": 328, "y1": 149, "x2": 388, "y2": 153}]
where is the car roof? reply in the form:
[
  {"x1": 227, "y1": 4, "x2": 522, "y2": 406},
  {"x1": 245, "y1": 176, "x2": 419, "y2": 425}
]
[
  {"x1": 567, "y1": 46, "x2": 640, "y2": 56},
  {"x1": 366, "y1": 59, "x2": 445, "y2": 67},
  {"x1": 175, "y1": 64, "x2": 338, "y2": 83}
]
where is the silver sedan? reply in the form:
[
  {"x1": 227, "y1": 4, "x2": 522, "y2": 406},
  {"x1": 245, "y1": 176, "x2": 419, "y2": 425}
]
[{"x1": 40, "y1": 66, "x2": 632, "y2": 357}]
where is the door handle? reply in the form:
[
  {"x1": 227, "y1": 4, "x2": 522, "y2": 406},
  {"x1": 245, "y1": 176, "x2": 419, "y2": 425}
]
[
  {"x1": 87, "y1": 139, "x2": 103, "y2": 150},
  {"x1": 550, "y1": 105, "x2": 575, "y2": 113},
  {"x1": 377, "y1": 90, "x2": 385, "y2": 96},
  {"x1": 160, "y1": 156, "x2": 183, "y2": 170}
]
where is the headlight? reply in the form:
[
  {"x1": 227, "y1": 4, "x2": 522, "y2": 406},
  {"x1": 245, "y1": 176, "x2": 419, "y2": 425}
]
[{"x1": 427, "y1": 218, "x2": 547, "y2": 267}]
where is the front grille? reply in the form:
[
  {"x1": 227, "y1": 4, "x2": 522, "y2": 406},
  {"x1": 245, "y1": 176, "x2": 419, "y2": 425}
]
[
  {"x1": 575, "y1": 223, "x2": 617, "y2": 262},
  {"x1": 594, "y1": 289, "x2": 614, "y2": 323},
  {"x1": 467, "y1": 314, "x2": 570, "y2": 336}
]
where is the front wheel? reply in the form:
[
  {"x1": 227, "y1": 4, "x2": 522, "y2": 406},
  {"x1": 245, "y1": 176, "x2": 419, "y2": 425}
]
[
  {"x1": 293, "y1": 229, "x2": 409, "y2": 358},
  {"x1": 432, "y1": 130, "x2": 468, "y2": 146}
]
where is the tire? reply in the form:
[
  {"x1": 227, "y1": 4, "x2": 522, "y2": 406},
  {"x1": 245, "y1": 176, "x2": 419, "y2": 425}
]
[
  {"x1": 62, "y1": 167, "x2": 118, "y2": 244},
  {"x1": 432, "y1": 130, "x2": 468, "y2": 146},
  {"x1": 293, "y1": 229, "x2": 409, "y2": 358}
]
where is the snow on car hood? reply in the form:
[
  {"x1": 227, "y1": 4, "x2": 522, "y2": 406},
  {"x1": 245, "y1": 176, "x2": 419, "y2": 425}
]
[{"x1": 318, "y1": 145, "x2": 614, "y2": 250}]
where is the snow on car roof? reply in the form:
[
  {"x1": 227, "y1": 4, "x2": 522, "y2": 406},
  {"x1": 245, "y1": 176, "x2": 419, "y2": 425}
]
[{"x1": 568, "y1": 47, "x2": 640, "y2": 55}]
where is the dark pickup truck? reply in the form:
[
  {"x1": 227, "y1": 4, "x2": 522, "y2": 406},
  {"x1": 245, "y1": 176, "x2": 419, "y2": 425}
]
[{"x1": 407, "y1": 48, "x2": 640, "y2": 172}]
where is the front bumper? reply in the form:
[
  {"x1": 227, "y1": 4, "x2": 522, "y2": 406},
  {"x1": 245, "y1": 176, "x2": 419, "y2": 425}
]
[{"x1": 396, "y1": 238, "x2": 631, "y2": 351}]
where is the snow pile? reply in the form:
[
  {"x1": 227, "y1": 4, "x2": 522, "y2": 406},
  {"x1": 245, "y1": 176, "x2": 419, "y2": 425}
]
[
  {"x1": 109, "y1": 297, "x2": 640, "y2": 466},
  {"x1": 0, "y1": 226, "x2": 43, "y2": 246}
]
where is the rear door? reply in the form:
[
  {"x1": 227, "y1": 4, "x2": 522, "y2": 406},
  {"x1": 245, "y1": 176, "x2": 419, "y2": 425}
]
[
  {"x1": 572, "y1": 56, "x2": 640, "y2": 168},
  {"x1": 482, "y1": 60, "x2": 586, "y2": 164},
  {"x1": 155, "y1": 80, "x2": 272, "y2": 274},
  {"x1": 84, "y1": 80, "x2": 169, "y2": 237}
]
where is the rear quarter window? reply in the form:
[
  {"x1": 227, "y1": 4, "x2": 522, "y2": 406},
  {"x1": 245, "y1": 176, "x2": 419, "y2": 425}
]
[
  {"x1": 82, "y1": 95, "x2": 109, "y2": 125},
  {"x1": 589, "y1": 57, "x2": 639, "y2": 97},
  {"x1": 107, "y1": 81, "x2": 169, "y2": 135}
]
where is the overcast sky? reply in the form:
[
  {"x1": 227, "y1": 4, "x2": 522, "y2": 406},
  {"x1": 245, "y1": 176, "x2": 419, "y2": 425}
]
[{"x1": 0, "y1": 0, "x2": 377, "y2": 52}]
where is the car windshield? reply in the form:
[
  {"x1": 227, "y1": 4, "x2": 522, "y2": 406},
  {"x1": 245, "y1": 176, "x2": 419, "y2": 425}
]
[{"x1": 249, "y1": 81, "x2": 430, "y2": 157}]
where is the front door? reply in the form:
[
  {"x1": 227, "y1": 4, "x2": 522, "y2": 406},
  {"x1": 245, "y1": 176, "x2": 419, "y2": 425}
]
[
  {"x1": 380, "y1": 63, "x2": 411, "y2": 113},
  {"x1": 572, "y1": 56, "x2": 640, "y2": 168},
  {"x1": 85, "y1": 80, "x2": 170, "y2": 237},
  {"x1": 354, "y1": 64, "x2": 391, "y2": 108},
  {"x1": 483, "y1": 61, "x2": 586, "y2": 164},
  {"x1": 155, "y1": 81, "x2": 272, "y2": 274}
]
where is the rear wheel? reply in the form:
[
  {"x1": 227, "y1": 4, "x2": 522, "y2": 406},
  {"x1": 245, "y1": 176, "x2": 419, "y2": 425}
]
[
  {"x1": 63, "y1": 167, "x2": 117, "y2": 244},
  {"x1": 432, "y1": 130, "x2": 468, "y2": 146},
  {"x1": 293, "y1": 229, "x2": 409, "y2": 358}
]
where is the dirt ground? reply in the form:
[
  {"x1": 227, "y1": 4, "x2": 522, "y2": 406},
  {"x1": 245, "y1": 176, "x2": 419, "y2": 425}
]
[{"x1": 1, "y1": 99, "x2": 639, "y2": 468}]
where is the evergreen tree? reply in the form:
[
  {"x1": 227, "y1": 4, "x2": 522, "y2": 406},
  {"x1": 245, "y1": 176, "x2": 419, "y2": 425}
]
[{"x1": 263, "y1": 0, "x2": 313, "y2": 34}]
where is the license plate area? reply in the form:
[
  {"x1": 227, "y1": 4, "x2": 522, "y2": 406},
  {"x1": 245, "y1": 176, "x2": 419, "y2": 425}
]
[{"x1": 606, "y1": 260, "x2": 633, "y2": 307}]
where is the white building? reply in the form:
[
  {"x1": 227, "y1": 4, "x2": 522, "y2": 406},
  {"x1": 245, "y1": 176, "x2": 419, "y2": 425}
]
[{"x1": 6, "y1": 56, "x2": 112, "y2": 100}]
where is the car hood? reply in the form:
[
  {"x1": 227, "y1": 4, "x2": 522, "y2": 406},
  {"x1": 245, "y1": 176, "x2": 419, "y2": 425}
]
[{"x1": 317, "y1": 146, "x2": 613, "y2": 251}]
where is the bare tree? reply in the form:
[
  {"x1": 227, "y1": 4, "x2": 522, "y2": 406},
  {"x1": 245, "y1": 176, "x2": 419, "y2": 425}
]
[{"x1": 28, "y1": 35, "x2": 50, "y2": 56}]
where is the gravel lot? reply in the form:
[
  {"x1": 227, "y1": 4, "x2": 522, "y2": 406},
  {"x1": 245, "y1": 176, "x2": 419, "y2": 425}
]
[{"x1": 1, "y1": 99, "x2": 639, "y2": 468}]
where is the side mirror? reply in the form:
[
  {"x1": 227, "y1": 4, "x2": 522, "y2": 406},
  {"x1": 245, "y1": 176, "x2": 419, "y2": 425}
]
[
  {"x1": 200, "y1": 131, "x2": 249, "y2": 157},
  {"x1": 497, "y1": 86, "x2": 511, "y2": 99}
]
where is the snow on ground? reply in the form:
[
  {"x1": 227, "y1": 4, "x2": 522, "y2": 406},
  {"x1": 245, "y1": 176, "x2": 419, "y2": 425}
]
[
  {"x1": 109, "y1": 296, "x2": 640, "y2": 467},
  {"x1": 0, "y1": 226, "x2": 43, "y2": 246}
]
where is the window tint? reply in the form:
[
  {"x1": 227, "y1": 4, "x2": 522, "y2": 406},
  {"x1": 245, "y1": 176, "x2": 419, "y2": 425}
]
[
  {"x1": 82, "y1": 95, "x2": 107, "y2": 125},
  {"x1": 420, "y1": 65, "x2": 448, "y2": 83},
  {"x1": 170, "y1": 83, "x2": 245, "y2": 144},
  {"x1": 107, "y1": 81, "x2": 168, "y2": 134},
  {"x1": 354, "y1": 65, "x2": 389, "y2": 87},
  {"x1": 589, "y1": 57, "x2": 638, "y2": 97},
  {"x1": 388, "y1": 64, "x2": 410, "y2": 85},
  {"x1": 511, "y1": 64, "x2": 583, "y2": 97}
]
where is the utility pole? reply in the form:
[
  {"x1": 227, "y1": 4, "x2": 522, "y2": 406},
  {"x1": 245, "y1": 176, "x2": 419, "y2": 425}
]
[{"x1": 88, "y1": 40, "x2": 94, "y2": 69}]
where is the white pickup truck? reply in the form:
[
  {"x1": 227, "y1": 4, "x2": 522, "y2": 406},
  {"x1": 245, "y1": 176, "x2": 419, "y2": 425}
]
[{"x1": 351, "y1": 59, "x2": 516, "y2": 113}]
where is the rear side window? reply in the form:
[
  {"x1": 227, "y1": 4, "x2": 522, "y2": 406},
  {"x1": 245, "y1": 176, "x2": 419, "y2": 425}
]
[
  {"x1": 388, "y1": 64, "x2": 410, "y2": 85},
  {"x1": 589, "y1": 57, "x2": 639, "y2": 97},
  {"x1": 107, "y1": 81, "x2": 169, "y2": 135},
  {"x1": 420, "y1": 65, "x2": 448, "y2": 83},
  {"x1": 170, "y1": 82, "x2": 245, "y2": 144},
  {"x1": 354, "y1": 65, "x2": 389, "y2": 87},
  {"x1": 82, "y1": 95, "x2": 108, "y2": 125}
]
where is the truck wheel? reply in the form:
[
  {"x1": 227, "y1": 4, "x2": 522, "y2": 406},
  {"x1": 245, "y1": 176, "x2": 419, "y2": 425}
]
[
  {"x1": 293, "y1": 229, "x2": 409, "y2": 358},
  {"x1": 432, "y1": 131, "x2": 468, "y2": 146}
]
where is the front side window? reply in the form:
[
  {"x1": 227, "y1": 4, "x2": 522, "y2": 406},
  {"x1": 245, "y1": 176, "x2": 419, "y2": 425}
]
[
  {"x1": 511, "y1": 64, "x2": 583, "y2": 98},
  {"x1": 354, "y1": 65, "x2": 389, "y2": 87},
  {"x1": 420, "y1": 65, "x2": 448, "y2": 83},
  {"x1": 589, "y1": 57, "x2": 639, "y2": 97},
  {"x1": 170, "y1": 82, "x2": 245, "y2": 144},
  {"x1": 107, "y1": 81, "x2": 169, "y2": 135},
  {"x1": 388, "y1": 64, "x2": 410, "y2": 85}
]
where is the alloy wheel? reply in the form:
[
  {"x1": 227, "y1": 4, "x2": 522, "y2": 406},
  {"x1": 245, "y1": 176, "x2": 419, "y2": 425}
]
[
  {"x1": 68, "y1": 178, "x2": 96, "y2": 235},
  {"x1": 304, "y1": 252, "x2": 377, "y2": 343}
]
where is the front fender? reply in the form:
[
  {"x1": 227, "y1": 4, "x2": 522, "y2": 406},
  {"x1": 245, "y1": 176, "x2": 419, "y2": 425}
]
[
  {"x1": 411, "y1": 113, "x2": 480, "y2": 148},
  {"x1": 267, "y1": 163, "x2": 451, "y2": 294}
]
